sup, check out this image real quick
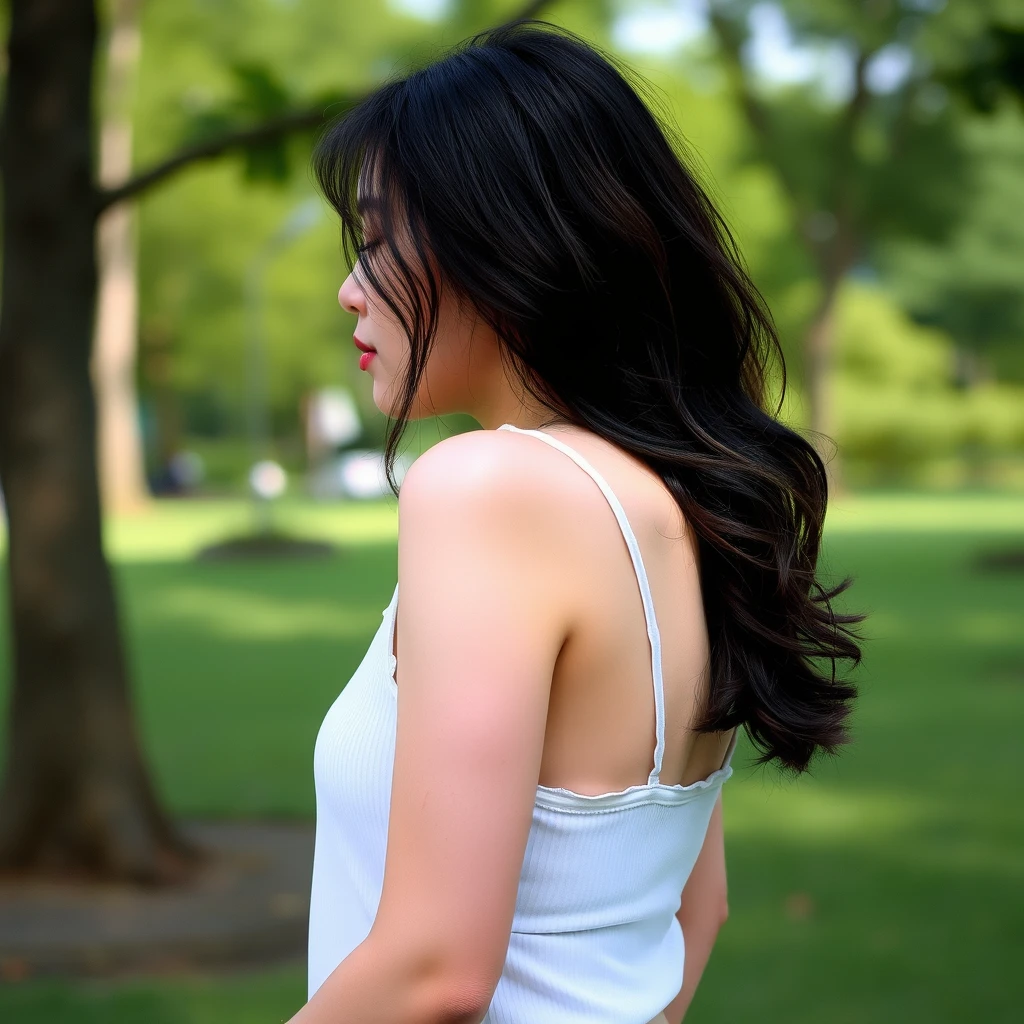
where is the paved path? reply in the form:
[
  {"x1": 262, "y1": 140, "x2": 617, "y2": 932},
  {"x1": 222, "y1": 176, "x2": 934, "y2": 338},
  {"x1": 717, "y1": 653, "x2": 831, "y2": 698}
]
[{"x1": 0, "y1": 820, "x2": 314, "y2": 979}]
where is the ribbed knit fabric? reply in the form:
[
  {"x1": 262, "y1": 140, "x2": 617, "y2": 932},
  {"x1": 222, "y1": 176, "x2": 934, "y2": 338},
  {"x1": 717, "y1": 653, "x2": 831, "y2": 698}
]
[{"x1": 307, "y1": 424, "x2": 737, "y2": 1021}]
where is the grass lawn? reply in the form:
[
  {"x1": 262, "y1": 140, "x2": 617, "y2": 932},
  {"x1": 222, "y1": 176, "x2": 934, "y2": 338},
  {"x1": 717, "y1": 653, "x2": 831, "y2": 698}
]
[{"x1": 0, "y1": 492, "x2": 1022, "y2": 1023}]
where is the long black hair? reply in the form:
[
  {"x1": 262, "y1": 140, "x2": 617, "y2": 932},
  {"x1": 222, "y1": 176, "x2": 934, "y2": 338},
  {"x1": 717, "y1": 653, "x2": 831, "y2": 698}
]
[{"x1": 313, "y1": 19, "x2": 862, "y2": 772}]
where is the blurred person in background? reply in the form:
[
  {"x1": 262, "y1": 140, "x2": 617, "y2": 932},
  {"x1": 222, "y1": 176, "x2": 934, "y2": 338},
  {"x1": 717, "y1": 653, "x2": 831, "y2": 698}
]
[{"x1": 296, "y1": 20, "x2": 862, "y2": 1024}]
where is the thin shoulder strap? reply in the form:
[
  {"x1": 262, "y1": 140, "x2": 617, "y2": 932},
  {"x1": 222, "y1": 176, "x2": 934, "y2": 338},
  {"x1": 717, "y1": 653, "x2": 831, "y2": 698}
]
[
  {"x1": 720, "y1": 727, "x2": 740, "y2": 773},
  {"x1": 497, "y1": 423, "x2": 667, "y2": 785}
]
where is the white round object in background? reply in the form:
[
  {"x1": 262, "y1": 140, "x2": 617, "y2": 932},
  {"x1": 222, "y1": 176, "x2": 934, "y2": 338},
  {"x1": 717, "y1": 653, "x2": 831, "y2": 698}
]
[
  {"x1": 307, "y1": 449, "x2": 412, "y2": 500},
  {"x1": 249, "y1": 460, "x2": 287, "y2": 500},
  {"x1": 337, "y1": 450, "x2": 387, "y2": 499}
]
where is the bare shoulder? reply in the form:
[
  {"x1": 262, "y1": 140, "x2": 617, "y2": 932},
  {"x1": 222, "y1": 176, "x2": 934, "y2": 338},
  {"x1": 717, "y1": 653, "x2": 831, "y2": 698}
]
[
  {"x1": 395, "y1": 429, "x2": 586, "y2": 623},
  {"x1": 398, "y1": 427, "x2": 584, "y2": 517},
  {"x1": 395, "y1": 428, "x2": 579, "y2": 658}
]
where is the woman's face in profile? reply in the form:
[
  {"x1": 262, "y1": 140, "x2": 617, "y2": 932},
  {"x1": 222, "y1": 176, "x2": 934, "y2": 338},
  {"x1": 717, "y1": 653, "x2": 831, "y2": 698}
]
[
  {"x1": 337, "y1": 204, "x2": 501, "y2": 421},
  {"x1": 337, "y1": 257, "x2": 406, "y2": 414}
]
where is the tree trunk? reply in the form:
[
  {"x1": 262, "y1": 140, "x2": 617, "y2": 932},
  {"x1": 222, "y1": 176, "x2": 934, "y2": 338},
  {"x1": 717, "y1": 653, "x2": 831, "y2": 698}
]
[
  {"x1": 805, "y1": 272, "x2": 842, "y2": 440},
  {"x1": 803, "y1": 267, "x2": 845, "y2": 492},
  {"x1": 93, "y1": 0, "x2": 149, "y2": 515},
  {"x1": 0, "y1": 0, "x2": 194, "y2": 883}
]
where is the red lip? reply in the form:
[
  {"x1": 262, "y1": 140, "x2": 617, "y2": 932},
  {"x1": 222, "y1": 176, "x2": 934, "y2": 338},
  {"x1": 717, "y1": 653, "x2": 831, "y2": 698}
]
[{"x1": 354, "y1": 337, "x2": 376, "y2": 353}]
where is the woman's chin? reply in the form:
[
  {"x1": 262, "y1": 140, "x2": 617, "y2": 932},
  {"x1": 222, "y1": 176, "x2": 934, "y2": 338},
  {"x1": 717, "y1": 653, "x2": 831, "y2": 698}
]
[{"x1": 372, "y1": 383, "x2": 403, "y2": 419}]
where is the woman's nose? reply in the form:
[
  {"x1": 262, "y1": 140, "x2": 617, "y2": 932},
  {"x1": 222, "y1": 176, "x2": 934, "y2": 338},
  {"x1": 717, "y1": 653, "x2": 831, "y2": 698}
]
[{"x1": 338, "y1": 272, "x2": 364, "y2": 315}]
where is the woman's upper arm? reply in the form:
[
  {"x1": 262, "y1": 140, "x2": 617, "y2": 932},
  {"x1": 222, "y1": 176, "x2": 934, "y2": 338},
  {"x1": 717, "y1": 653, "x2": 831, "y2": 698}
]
[
  {"x1": 679, "y1": 793, "x2": 728, "y2": 922},
  {"x1": 369, "y1": 433, "x2": 571, "y2": 1003}
]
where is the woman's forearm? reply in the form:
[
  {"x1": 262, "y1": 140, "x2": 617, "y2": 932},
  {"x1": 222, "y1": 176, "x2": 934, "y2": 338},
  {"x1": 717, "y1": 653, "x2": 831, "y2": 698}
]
[
  {"x1": 290, "y1": 932, "x2": 487, "y2": 1024},
  {"x1": 661, "y1": 794, "x2": 728, "y2": 1023},
  {"x1": 662, "y1": 904, "x2": 727, "y2": 1022}
]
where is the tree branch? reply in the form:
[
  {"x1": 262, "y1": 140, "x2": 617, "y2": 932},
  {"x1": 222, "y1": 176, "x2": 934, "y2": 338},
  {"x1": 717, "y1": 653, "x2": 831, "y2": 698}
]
[
  {"x1": 94, "y1": 103, "x2": 346, "y2": 213},
  {"x1": 707, "y1": 11, "x2": 772, "y2": 141},
  {"x1": 825, "y1": 46, "x2": 877, "y2": 279},
  {"x1": 708, "y1": 6, "x2": 879, "y2": 279},
  {"x1": 707, "y1": 9, "x2": 815, "y2": 248},
  {"x1": 95, "y1": 0, "x2": 556, "y2": 214}
]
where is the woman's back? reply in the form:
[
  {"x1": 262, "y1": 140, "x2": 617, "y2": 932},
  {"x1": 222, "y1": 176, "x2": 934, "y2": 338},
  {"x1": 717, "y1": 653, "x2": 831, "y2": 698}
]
[
  {"x1": 486, "y1": 424, "x2": 734, "y2": 795},
  {"x1": 309, "y1": 424, "x2": 736, "y2": 1022}
]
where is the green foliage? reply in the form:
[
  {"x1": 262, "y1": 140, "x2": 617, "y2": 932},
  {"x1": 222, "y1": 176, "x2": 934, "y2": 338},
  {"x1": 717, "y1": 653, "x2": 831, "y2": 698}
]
[
  {"x1": 125, "y1": 0, "x2": 1023, "y2": 482},
  {"x1": 838, "y1": 283, "x2": 953, "y2": 388},
  {"x1": 881, "y1": 100, "x2": 1024, "y2": 380},
  {"x1": 832, "y1": 282, "x2": 1024, "y2": 474},
  {"x1": 132, "y1": 0, "x2": 414, "y2": 448},
  {"x1": 705, "y1": 0, "x2": 975, "y2": 247},
  {"x1": 931, "y1": 0, "x2": 1024, "y2": 112},
  {"x1": 131, "y1": 0, "x2": 575, "y2": 456},
  {"x1": 688, "y1": 0, "x2": 1024, "y2": 455},
  {"x1": 137, "y1": 161, "x2": 355, "y2": 432},
  {"x1": 187, "y1": 62, "x2": 296, "y2": 182}
]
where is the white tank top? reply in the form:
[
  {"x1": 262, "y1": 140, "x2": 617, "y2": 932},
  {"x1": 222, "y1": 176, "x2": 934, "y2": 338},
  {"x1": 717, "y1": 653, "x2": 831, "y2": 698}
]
[{"x1": 307, "y1": 423, "x2": 738, "y2": 1022}]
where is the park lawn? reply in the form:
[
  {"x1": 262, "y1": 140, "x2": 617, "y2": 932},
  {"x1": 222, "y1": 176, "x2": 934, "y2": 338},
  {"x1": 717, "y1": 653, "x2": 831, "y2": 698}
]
[{"x1": 0, "y1": 492, "x2": 1022, "y2": 1023}]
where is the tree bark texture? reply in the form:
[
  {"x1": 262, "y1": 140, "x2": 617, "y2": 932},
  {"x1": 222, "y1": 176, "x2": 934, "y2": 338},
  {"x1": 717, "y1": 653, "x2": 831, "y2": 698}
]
[
  {"x1": 0, "y1": 0, "x2": 193, "y2": 882},
  {"x1": 94, "y1": 0, "x2": 149, "y2": 515},
  {"x1": 804, "y1": 267, "x2": 843, "y2": 444},
  {"x1": 802, "y1": 265, "x2": 845, "y2": 492}
]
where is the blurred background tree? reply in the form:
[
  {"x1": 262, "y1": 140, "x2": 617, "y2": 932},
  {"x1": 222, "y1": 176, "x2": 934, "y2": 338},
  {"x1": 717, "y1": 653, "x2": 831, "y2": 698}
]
[
  {"x1": 0, "y1": 0, "x2": 550, "y2": 884},
  {"x1": 125, "y1": 0, "x2": 1024, "y2": 496},
  {"x1": 701, "y1": 0, "x2": 1022, "y2": 464},
  {"x1": 94, "y1": 0, "x2": 149, "y2": 516}
]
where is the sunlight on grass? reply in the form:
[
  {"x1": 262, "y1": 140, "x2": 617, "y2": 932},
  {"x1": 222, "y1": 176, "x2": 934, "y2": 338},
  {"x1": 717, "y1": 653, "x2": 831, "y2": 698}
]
[
  {"x1": 3, "y1": 492, "x2": 1020, "y2": 559},
  {"x1": 905, "y1": 834, "x2": 1024, "y2": 880},
  {"x1": 144, "y1": 586, "x2": 385, "y2": 640},
  {"x1": 838, "y1": 609, "x2": 1022, "y2": 646},
  {"x1": 726, "y1": 779, "x2": 1024, "y2": 881},
  {"x1": 102, "y1": 499, "x2": 399, "y2": 562},
  {"x1": 955, "y1": 612, "x2": 1024, "y2": 643},
  {"x1": 726, "y1": 780, "x2": 934, "y2": 842},
  {"x1": 826, "y1": 493, "x2": 1024, "y2": 533}
]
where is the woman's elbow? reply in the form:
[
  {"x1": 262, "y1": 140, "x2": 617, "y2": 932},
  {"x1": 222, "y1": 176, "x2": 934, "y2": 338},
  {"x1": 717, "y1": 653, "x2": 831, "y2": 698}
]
[{"x1": 717, "y1": 898, "x2": 730, "y2": 931}]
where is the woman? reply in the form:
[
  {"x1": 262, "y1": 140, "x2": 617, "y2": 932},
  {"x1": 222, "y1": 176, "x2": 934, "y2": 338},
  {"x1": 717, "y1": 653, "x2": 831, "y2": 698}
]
[{"x1": 296, "y1": 20, "x2": 861, "y2": 1024}]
